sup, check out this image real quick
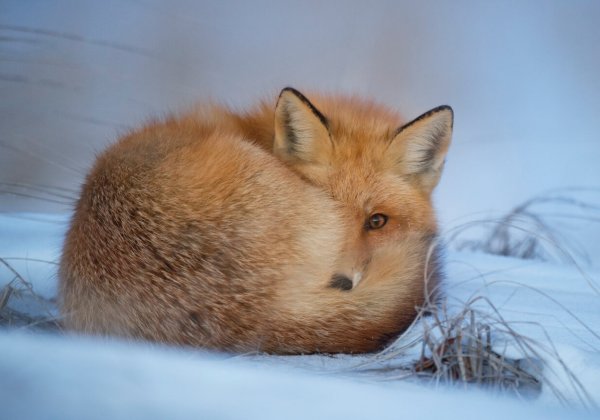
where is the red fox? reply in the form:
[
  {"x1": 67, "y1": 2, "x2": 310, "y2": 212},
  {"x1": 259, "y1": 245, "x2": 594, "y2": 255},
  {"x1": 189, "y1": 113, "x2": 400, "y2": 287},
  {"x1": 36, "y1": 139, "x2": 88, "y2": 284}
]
[{"x1": 59, "y1": 88, "x2": 453, "y2": 354}]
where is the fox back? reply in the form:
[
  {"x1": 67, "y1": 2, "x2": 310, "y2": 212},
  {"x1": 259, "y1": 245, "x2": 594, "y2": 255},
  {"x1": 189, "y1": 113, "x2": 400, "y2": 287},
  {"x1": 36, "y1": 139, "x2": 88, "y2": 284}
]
[{"x1": 59, "y1": 88, "x2": 453, "y2": 354}]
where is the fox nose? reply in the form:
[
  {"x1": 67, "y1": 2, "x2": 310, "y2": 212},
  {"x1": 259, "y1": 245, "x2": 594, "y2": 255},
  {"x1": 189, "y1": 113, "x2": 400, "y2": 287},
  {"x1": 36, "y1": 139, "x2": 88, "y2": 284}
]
[
  {"x1": 329, "y1": 272, "x2": 363, "y2": 291},
  {"x1": 329, "y1": 274, "x2": 353, "y2": 291}
]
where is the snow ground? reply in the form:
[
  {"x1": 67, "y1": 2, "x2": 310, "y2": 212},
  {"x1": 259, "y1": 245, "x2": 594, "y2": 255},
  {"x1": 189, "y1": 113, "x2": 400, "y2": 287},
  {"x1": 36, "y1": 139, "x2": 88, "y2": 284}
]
[
  {"x1": 0, "y1": 331, "x2": 594, "y2": 420},
  {"x1": 1, "y1": 213, "x2": 599, "y2": 418}
]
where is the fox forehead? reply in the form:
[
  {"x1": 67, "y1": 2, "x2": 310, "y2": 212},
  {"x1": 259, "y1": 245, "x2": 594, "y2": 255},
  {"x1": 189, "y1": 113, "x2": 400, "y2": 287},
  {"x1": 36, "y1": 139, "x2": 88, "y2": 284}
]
[
  {"x1": 308, "y1": 93, "x2": 404, "y2": 129},
  {"x1": 306, "y1": 94, "x2": 404, "y2": 164},
  {"x1": 325, "y1": 162, "x2": 410, "y2": 209},
  {"x1": 324, "y1": 156, "x2": 436, "y2": 231}
]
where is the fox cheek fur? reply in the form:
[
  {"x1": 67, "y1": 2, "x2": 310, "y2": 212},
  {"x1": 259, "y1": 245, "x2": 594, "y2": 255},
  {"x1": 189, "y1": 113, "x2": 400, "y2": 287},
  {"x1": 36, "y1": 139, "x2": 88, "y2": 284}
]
[{"x1": 59, "y1": 87, "x2": 453, "y2": 354}]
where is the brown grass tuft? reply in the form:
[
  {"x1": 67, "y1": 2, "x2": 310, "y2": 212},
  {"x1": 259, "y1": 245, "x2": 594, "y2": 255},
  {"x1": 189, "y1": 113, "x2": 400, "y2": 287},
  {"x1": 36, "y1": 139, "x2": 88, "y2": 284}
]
[
  {"x1": 447, "y1": 188, "x2": 600, "y2": 264},
  {"x1": 0, "y1": 257, "x2": 62, "y2": 331}
]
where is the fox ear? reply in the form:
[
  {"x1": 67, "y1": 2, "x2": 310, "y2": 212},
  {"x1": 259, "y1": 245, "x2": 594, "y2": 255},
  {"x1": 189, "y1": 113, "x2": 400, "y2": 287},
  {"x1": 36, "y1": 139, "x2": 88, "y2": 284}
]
[
  {"x1": 386, "y1": 105, "x2": 453, "y2": 192},
  {"x1": 274, "y1": 87, "x2": 332, "y2": 166}
]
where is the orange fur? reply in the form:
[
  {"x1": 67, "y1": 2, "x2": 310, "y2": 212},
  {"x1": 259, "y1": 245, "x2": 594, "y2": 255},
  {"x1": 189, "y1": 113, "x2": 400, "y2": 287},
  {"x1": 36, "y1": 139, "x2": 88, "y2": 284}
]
[{"x1": 59, "y1": 88, "x2": 453, "y2": 354}]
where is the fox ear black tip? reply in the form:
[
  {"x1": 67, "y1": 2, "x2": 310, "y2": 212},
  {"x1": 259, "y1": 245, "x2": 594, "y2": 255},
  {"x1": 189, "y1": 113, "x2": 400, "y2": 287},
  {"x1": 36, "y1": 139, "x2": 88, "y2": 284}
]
[
  {"x1": 423, "y1": 105, "x2": 454, "y2": 128},
  {"x1": 279, "y1": 87, "x2": 302, "y2": 99},
  {"x1": 441, "y1": 105, "x2": 453, "y2": 119},
  {"x1": 438, "y1": 105, "x2": 454, "y2": 127},
  {"x1": 430, "y1": 105, "x2": 453, "y2": 117}
]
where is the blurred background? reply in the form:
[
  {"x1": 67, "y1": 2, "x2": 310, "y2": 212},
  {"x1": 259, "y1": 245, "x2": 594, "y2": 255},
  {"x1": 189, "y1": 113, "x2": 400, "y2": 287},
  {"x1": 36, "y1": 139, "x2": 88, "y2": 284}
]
[{"x1": 1, "y1": 0, "x2": 599, "y2": 259}]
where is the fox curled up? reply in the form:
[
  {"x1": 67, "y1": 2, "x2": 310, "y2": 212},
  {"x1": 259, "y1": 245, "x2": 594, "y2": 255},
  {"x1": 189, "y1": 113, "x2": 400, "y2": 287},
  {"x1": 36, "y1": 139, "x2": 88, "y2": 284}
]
[{"x1": 59, "y1": 87, "x2": 453, "y2": 354}]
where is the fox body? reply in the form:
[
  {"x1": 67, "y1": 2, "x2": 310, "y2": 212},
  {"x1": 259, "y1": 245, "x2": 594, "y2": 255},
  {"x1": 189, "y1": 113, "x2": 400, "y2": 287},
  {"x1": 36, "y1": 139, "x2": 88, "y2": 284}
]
[{"x1": 59, "y1": 88, "x2": 453, "y2": 354}]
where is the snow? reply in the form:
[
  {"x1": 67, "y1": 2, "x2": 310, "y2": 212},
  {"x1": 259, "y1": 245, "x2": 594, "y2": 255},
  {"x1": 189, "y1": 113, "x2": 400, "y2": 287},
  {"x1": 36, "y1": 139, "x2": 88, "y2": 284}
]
[
  {"x1": 0, "y1": 331, "x2": 593, "y2": 420},
  {"x1": 1, "y1": 213, "x2": 599, "y2": 418}
]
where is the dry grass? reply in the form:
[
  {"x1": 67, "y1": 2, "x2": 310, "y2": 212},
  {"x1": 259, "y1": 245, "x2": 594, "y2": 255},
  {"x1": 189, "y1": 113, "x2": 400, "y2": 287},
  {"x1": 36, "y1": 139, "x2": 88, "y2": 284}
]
[
  {"x1": 413, "y1": 301, "x2": 543, "y2": 396},
  {"x1": 410, "y1": 300, "x2": 596, "y2": 405},
  {"x1": 0, "y1": 181, "x2": 77, "y2": 208},
  {"x1": 340, "y1": 293, "x2": 597, "y2": 408},
  {"x1": 0, "y1": 257, "x2": 62, "y2": 331},
  {"x1": 447, "y1": 188, "x2": 600, "y2": 264}
]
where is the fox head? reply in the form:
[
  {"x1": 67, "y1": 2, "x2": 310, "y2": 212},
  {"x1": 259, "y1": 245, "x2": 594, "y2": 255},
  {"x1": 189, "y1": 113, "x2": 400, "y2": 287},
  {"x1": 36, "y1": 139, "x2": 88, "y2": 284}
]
[{"x1": 273, "y1": 87, "x2": 453, "y2": 295}]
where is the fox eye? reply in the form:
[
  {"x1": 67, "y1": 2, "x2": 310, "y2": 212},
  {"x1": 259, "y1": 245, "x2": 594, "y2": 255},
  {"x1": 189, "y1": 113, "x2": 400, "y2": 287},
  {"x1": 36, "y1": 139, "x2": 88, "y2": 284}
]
[{"x1": 367, "y1": 213, "x2": 388, "y2": 230}]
